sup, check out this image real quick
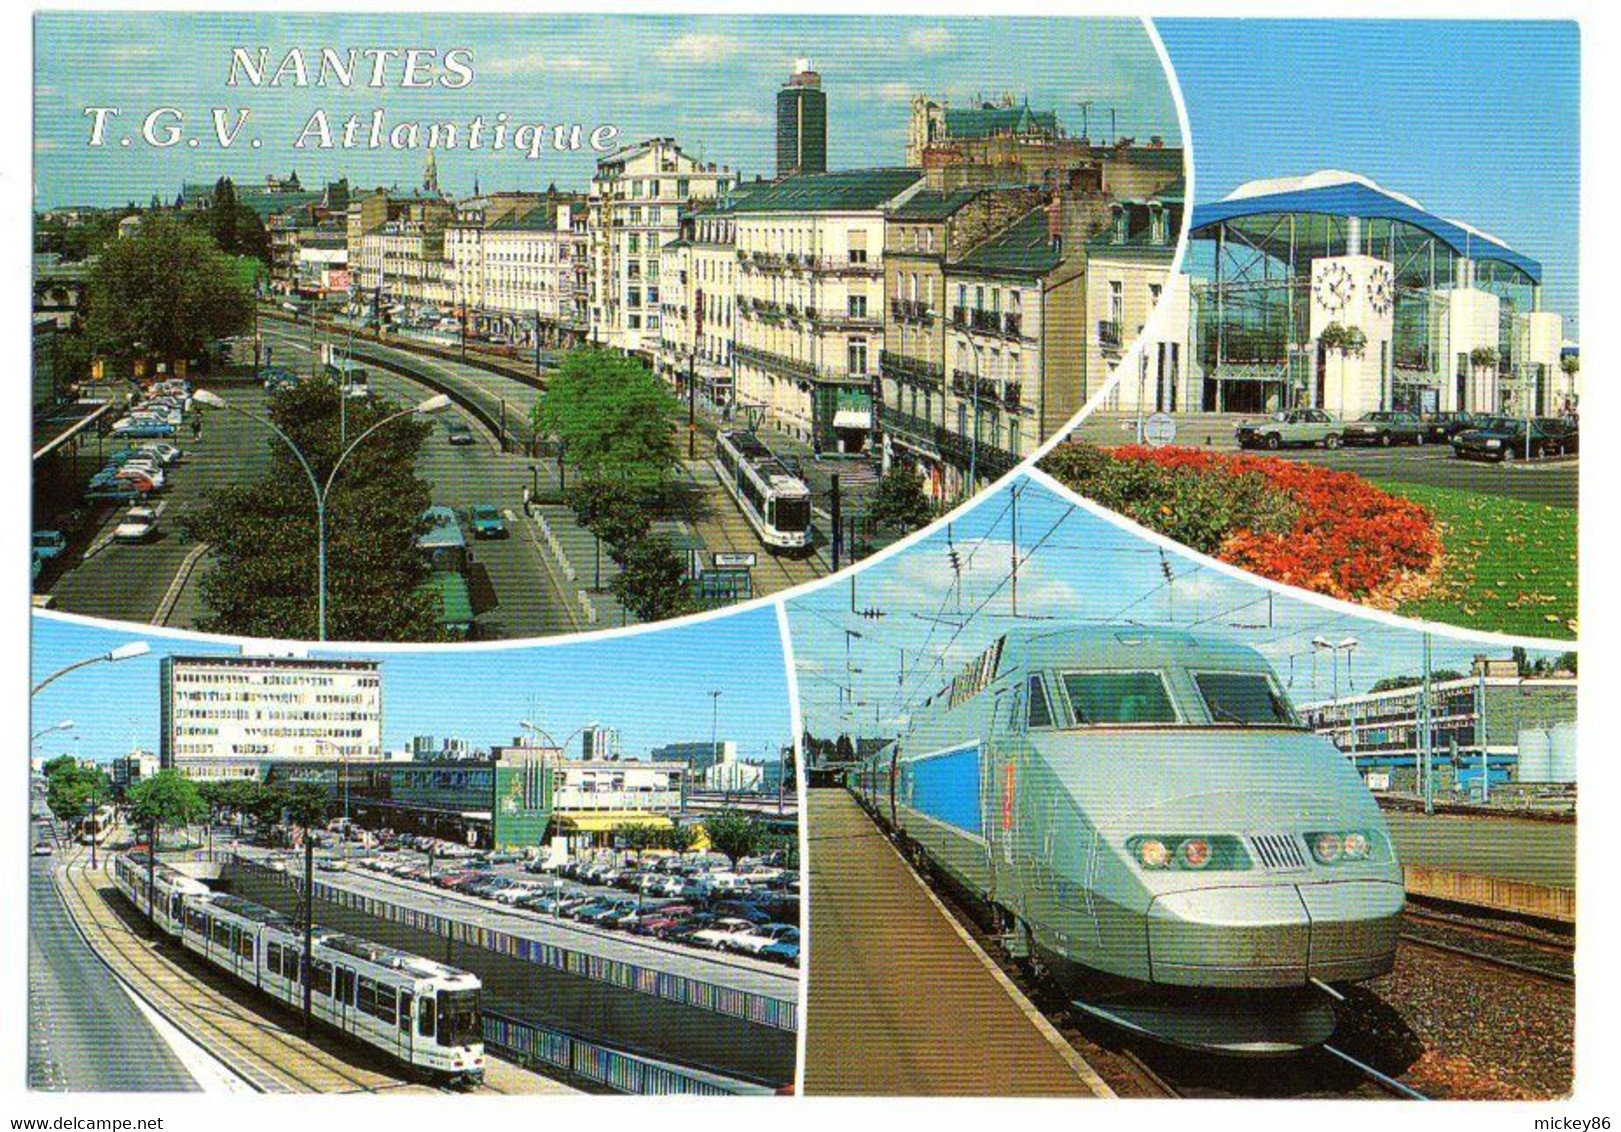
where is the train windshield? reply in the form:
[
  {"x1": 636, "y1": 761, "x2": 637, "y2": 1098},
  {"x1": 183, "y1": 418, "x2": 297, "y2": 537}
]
[
  {"x1": 1060, "y1": 671, "x2": 1177, "y2": 725},
  {"x1": 774, "y1": 495, "x2": 811, "y2": 533},
  {"x1": 437, "y1": 988, "x2": 481, "y2": 1048},
  {"x1": 1193, "y1": 672, "x2": 1300, "y2": 727}
]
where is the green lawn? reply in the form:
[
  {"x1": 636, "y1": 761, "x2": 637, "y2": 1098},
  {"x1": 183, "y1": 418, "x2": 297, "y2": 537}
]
[{"x1": 1375, "y1": 480, "x2": 1577, "y2": 640}]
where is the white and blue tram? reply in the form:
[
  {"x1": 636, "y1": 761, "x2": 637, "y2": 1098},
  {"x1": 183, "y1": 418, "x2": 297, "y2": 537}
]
[
  {"x1": 713, "y1": 431, "x2": 812, "y2": 553},
  {"x1": 112, "y1": 851, "x2": 486, "y2": 1084}
]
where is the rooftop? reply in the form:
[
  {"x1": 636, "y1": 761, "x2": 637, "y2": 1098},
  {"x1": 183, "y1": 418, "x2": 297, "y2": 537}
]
[
  {"x1": 950, "y1": 208, "x2": 1063, "y2": 278},
  {"x1": 726, "y1": 168, "x2": 923, "y2": 215}
]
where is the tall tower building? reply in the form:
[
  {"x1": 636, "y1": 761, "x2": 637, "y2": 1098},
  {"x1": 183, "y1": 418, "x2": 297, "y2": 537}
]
[{"x1": 776, "y1": 58, "x2": 827, "y2": 178}]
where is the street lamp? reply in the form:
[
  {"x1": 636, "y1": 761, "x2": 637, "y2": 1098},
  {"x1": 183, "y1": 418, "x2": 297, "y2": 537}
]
[
  {"x1": 31, "y1": 720, "x2": 75, "y2": 743},
  {"x1": 193, "y1": 390, "x2": 451, "y2": 640},
  {"x1": 32, "y1": 641, "x2": 150, "y2": 696}
]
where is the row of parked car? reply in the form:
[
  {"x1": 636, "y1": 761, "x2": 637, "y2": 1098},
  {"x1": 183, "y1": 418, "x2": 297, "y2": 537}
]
[
  {"x1": 344, "y1": 848, "x2": 801, "y2": 966},
  {"x1": 1236, "y1": 408, "x2": 1579, "y2": 461}
]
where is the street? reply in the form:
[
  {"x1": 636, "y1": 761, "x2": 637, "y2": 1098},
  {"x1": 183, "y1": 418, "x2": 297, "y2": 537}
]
[{"x1": 28, "y1": 846, "x2": 199, "y2": 1091}]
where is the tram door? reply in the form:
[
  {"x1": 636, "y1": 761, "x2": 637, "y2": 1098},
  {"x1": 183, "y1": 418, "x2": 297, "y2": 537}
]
[
  {"x1": 335, "y1": 966, "x2": 356, "y2": 1031},
  {"x1": 397, "y1": 987, "x2": 415, "y2": 1063}
]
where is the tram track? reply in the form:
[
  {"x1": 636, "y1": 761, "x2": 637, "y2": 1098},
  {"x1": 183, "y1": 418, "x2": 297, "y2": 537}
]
[{"x1": 52, "y1": 847, "x2": 447, "y2": 1095}]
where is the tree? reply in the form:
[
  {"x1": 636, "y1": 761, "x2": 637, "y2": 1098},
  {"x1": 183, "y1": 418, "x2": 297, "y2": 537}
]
[
  {"x1": 84, "y1": 213, "x2": 255, "y2": 363},
  {"x1": 531, "y1": 349, "x2": 681, "y2": 490},
  {"x1": 182, "y1": 380, "x2": 443, "y2": 641},
  {"x1": 188, "y1": 178, "x2": 270, "y2": 264},
  {"x1": 614, "y1": 822, "x2": 663, "y2": 851},
  {"x1": 1319, "y1": 322, "x2": 1368, "y2": 357},
  {"x1": 568, "y1": 477, "x2": 653, "y2": 554},
  {"x1": 866, "y1": 464, "x2": 935, "y2": 535},
  {"x1": 609, "y1": 536, "x2": 696, "y2": 623},
  {"x1": 126, "y1": 770, "x2": 208, "y2": 851},
  {"x1": 660, "y1": 823, "x2": 703, "y2": 853},
  {"x1": 702, "y1": 809, "x2": 762, "y2": 865},
  {"x1": 46, "y1": 762, "x2": 110, "y2": 831}
]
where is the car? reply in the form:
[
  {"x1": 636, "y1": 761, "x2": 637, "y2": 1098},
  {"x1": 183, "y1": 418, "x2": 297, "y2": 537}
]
[
  {"x1": 86, "y1": 475, "x2": 149, "y2": 502},
  {"x1": 139, "y1": 442, "x2": 183, "y2": 465},
  {"x1": 32, "y1": 530, "x2": 68, "y2": 561},
  {"x1": 1234, "y1": 408, "x2": 1343, "y2": 450},
  {"x1": 688, "y1": 917, "x2": 759, "y2": 950},
  {"x1": 469, "y1": 504, "x2": 508, "y2": 539},
  {"x1": 110, "y1": 418, "x2": 176, "y2": 438},
  {"x1": 759, "y1": 939, "x2": 799, "y2": 965},
  {"x1": 114, "y1": 506, "x2": 159, "y2": 542},
  {"x1": 315, "y1": 858, "x2": 347, "y2": 872},
  {"x1": 446, "y1": 420, "x2": 476, "y2": 446},
  {"x1": 32, "y1": 841, "x2": 53, "y2": 857},
  {"x1": 727, "y1": 923, "x2": 800, "y2": 956},
  {"x1": 1451, "y1": 416, "x2": 1574, "y2": 462},
  {"x1": 1341, "y1": 410, "x2": 1426, "y2": 447},
  {"x1": 1418, "y1": 411, "x2": 1481, "y2": 443}
]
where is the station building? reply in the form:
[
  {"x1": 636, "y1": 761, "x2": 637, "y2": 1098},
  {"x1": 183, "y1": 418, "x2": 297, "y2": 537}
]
[
  {"x1": 1302, "y1": 659, "x2": 1576, "y2": 795},
  {"x1": 1163, "y1": 171, "x2": 1568, "y2": 418}
]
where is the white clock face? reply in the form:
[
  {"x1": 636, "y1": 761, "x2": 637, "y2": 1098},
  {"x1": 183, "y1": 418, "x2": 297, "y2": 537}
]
[
  {"x1": 1314, "y1": 263, "x2": 1355, "y2": 314},
  {"x1": 1367, "y1": 264, "x2": 1394, "y2": 316}
]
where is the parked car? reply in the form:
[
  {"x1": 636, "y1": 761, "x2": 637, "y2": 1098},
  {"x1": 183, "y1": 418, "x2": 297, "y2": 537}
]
[
  {"x1": 689, "y1": 916, "x2": 759, "y2": 951},
  {"x1": 1235, "y1": 408, "x2": 1342, "y2": 450},
  {"x1": 1452, "y1": 416, "x2": 1574, "y2": 462},
  {"x1": 759, "y1": 939, "x2": 799, "y2": 966},
  {"x1": 727, "y1": 923, "x2": 799, "y2": 957},
  {"x1": 469, "y1": 504, "x2": 508, "y2": 539},
  {"x1": 1418, "y1": 411, "x2": 1480, "y2": 443},
  {"x1": 32, "y1": 841, "x2": 53, "y2": 857},
  {"x1": 1342, "y1": 410, "x2": 1426, "y2": 447},
  {"x1": 110, "y1": 417, "x2": 177, "y2": 439},
  {"x1": 445, "y1": 420, "x2": 476, "y2": 446},
  {"x1": 32, "y1": 530, "x2": 68, "y2": 561}
]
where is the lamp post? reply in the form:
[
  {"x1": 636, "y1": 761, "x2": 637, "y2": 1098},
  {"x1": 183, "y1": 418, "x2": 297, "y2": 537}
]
[
  {"x1": 31, "y1": 720, "x2": 75, "y2": 743},
  {"x1": 709, "y1": 690, "x2": 724, "y2": 802},
  {"x1": 32, "y1": 642, "x2": 150, "y2": 696},
  {"x1": 1312, "y1": 636, "x2": 1361, "y2": 773},
  {"x1": 193, "y1": 390, "x2": 451, "y2": 640}
]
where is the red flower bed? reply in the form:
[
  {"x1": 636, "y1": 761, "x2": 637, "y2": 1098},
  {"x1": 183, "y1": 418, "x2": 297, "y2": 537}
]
[{"x1": 1109, "y1": 446, "x2": 1441, "y2": 605}]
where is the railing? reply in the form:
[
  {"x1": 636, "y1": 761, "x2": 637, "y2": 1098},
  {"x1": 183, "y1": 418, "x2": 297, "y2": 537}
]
[
  {"x1": 809, "y1": 255, "x2": 880, "y2": 276},
  {"x1": 812, "y1": 308, "x2": 881, "y2": 330},
  {"x1": 971, "y1": 308, "x2": 1001, "y2": 334},
  {"x1": 735, "y1": 343, "x2": 817, "y2": 383},
  {"x1": 890, "y1": 298, "x2": 932, "y2": 325},
  {"x1": 950, "y1": 305, "x2": 970, "y2": 329},
  {"x1": 1003, "y1": 312, "x2": 1023, "y2": 339},
  {"x1": 951, "y1": 369, "x2": 1002, "y2": 404},
  {"x1": 880, "y1": 349, "x2": 943, "y2": 387},
  {"x1": 875, "y1": 404, "x2": 940, "y2": 451}
]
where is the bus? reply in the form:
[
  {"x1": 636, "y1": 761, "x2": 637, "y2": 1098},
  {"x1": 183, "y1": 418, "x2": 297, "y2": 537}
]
[
  {"x1": 325, "y1": 357, "x2": 370, "y2": 399},
  {"x1": 417, "y1": 506, "x2": 475, "y2": 638}
]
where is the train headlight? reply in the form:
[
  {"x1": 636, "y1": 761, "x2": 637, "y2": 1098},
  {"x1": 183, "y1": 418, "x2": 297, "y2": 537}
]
[
  {"x1": 1128, "y1": 835, "x2": 1250, "y2": 871},
  {"x1": 1308, "y1": 830, "x2": 1376, "y2": 865}
]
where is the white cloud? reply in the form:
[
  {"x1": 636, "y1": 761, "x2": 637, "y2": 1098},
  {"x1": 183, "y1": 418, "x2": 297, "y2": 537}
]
[
  {"x1": 714, "y1": 108, "x2": 770, "y2": 128},
  {"x1": 907, "y1": 27, "x2": 954, "y2": 54},
  {"x1": 876, "y1": 82, "x2": 917, "y2": 104},
  {"x1": 866, "y1": 536, "x2": 1079, "y2": 616},
  {"x1": 483, "y1": 53, "x2": 612, "y2": 79},
  {"x1": 657, "y1": 33, "x2": 740, "y2": 66}
]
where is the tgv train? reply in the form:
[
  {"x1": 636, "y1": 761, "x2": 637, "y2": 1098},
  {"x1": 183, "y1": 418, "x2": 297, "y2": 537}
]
[
  {"x1": 849, "y1": 627, "x2": 1404, "y2": 1055},
  {"x1": 112, "y1": 851, "x2": 486, "y2": 1084},
  {"x1": 713, "y1": 430, "x2": 812, "y2": 553}
]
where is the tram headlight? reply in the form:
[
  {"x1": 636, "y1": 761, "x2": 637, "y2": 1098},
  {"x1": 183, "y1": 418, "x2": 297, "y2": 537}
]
[
  {"x1": 1128, "y1": 835, "x2": 1250, "y2": 872},
  {"x1": 1308, "y1": 830, "x2": 1376, "y2": 865}
]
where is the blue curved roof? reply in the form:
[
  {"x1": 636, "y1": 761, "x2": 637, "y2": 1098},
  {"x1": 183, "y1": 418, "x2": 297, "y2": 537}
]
[{"x1": 1190, "y1": 180, "x2": 1541, "y2": 284}]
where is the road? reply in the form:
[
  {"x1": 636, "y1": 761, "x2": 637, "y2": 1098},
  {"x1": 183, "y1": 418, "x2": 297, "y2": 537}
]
[
  {"x1": 28, "y1": 850, "x2": 199, "y2": 1091},
  {"x1": 1075, "y1": 411, "x2": 1578, "y2": 508}
]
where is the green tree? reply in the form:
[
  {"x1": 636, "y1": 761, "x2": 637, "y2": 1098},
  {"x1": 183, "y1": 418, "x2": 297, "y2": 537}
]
[
  {"x1": 568, "y1": 478, "x2": 654, "y2": 554},
  {"x1": 126, "y1": 770, "x2": 208, "y2": 852},
  {"x1": 660, "y1": 823, "x2": 703, "y2": 853},
  {"x1": 702, "y1": 809, "x2": 762, "y2": 866},
  {"x1": 46, "y1": 763, "x2": 111, "y2": 830},
  {"x1": 1319, "y1": 322, "x2": 1368, "y2": 357},
  {"x1": 188, "y1": 178, "x2": 270, "y2": 264},
  {"x1": 609, "y1": 536, "x2": 696, "y2": 623},
  {"x1": 866, "y1": 464, "x2": 935, "y2": 535},
  {"x1": 182, "y1": 380, "x2": 442, "y2": 641},
  {"x1": 84, "y1": 213, "x2": 254, "y2": 363},
  {"x1": 531, "y1": 349, "x2": 680, "y2": 490},
  {"x1": 614, "y1": 822, "x2": 663, "y2": 851}
]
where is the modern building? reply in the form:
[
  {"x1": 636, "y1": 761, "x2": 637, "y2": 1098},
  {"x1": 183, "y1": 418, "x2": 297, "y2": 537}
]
[
  {"x1": 777, "y1": 59, "x2": 828, "y2": 178},
  {"x1": 589, "y1": 138, "x2": 738, "y2": 357},
  {"x1": 159, "y1": 653, "x2": 384, "y2": 782},
  {"x1": 579, "y1": 723, "x2": 622, "y2": 762},
  {"x1": 650, "y1": 739, "x2": 737, "y2": 779},
  {"x1": 731, "y1": 168, "x2": 925, "y2": 451},
  {"x1": 1183, "y1": 170, "x2": 1568, "y2": 416},
  {"x1": 1302, "y1": 658, "x2": 1576, "y2": 794},
  {"x1": 109, "y1": 750, "x2": 160, "y2": 794}
]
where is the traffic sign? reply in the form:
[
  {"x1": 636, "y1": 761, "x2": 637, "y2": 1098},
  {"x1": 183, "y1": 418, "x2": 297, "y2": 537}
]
[{"x1": 1144, "y1": 413, "x2": 1178, "y2": 447}]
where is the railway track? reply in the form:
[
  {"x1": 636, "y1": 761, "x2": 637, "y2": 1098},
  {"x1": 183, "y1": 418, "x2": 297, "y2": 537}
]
[
  {"x1": 52, "y1": 848, "x2": 459, "y2": 1094},
  {"x1": 1398, "y1": 930, "x2": 1574, "y2": 988}
]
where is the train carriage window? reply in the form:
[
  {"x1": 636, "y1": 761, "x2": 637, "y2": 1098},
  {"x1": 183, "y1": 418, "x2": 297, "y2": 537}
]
[
  {"x1": 169, "y1": 894, "x2": 184, "y2": 921},
  {"x1": 1193, "y1": 672, "x2": 1298, "y2": 727},
  {"x1": 418, "y1": 994, "x2": 436, "y2": 1038},
  {"x1": 237, "y1": 932, "x2": 255, "y2": 961},
  {"x1": 211, "y1": 919, "x2": 230, "y2": 947},
  {"x1": 357, "y1": 976, "x2": 378, "y2": 1017},
  {"x1": 1060, "y1": 671, "x2": 1178, "y2": 725},
  {"x1": 186, "y1": 907, "x2": 206, "y2": 934},
  {"x1": 399, "y1": 990, "x2": 414, "y2": 1032},
  {"x1": 336, "y1": 966, "x2": 356, "y2": 1006},
  {"x1": 313, "y1": 959, "x2": 334, "y2": 997},
  {"x1": 1027, "y1": 675, "x2": 1054, "y2": 728},
  {"x1": 267, "y1": 941, "x2": 283, "y2": 977}
]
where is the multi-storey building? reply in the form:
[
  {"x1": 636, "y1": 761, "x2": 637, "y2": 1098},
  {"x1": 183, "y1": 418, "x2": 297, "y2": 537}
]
[
  {"x1": 649, "y1": 740, "x2": 737, "y2": 779},
  {"x1": 1084, "y1": 182, "x2": 1187, "y2": 412},
  {"x1": 589, "y1": 138, "x2": 738, "y2": 358},
  {"x1": 777, "y1": 59, "x2": 828, "y2": 178},
  {"x1": 444, "y1": 191, "x2": 546, "y2": 320},
  {"x1": 658, "y1": 197, "x2": 750, "y2": 406},
  {"x1": 476, "y1": 203, "x2": 588, "y2": 347},
  {"x1": 731, "y1": 168, "x2": 925, "y2": 452},
  {"x1": 878, "y1": 185, "x2": 1047, "y2": 500},
  {"x1": 159, "y1": 653, "x2": 384, "y2": 782}
]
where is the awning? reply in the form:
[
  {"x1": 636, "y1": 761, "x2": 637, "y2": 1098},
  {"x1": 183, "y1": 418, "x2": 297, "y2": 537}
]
[
  {"x1": 833, "y1": 409, "x2": 872, "y2": 431},
  {"x1": 553, "y1": 810, "x2": 674, "y2": 834}
]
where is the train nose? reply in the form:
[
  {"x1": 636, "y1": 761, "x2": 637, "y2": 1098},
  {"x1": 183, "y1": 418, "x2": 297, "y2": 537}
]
[{"x1": 1146, "y1": 880, "x2": 1403, "y2": 988}]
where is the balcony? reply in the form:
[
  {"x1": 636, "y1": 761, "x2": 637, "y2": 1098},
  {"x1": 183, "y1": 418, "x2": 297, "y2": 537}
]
[
  {"x1": 950, "y1": 305, "x2": 970, "y2": 330},
  {"x1": 813, "y1": 308, "x2": 882, "y2": 330},
  {"x1": 876, "y1": 404, "x2": 940, "y2": 453},
  {"x1": 890, "y1": 298, "x2": 932, "y2": 326},
  {"x1": 952, "y1": 369, "x2": 1002, "y2": 404},
  {"x1": 809, "y1": 255, "x2": 881, "y2": 277},
  {"x1": 1003, "y1": 312, "x2": 1023, "y2": 339},
  {"x1": 735, "y1": 343, "x2": 817, "y2": 383},
  {"x1": 881, "y1": 350, "x2": 944, "y2": 388}
]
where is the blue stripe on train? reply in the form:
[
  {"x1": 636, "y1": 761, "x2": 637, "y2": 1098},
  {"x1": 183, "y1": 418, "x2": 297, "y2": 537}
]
[{"x1": 908, "y1": 744, "x2": 981, "y2": 835}]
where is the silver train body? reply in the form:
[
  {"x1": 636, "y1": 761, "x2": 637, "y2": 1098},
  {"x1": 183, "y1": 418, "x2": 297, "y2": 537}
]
[
  {"x1": 848, "y1": 627, "x2": 1403, "y2": 1055},
  {"x1": 713, "y1": 430, "x2": 812, "y2": 553},
  {"x1": 112, "y1": 851, "x2": 486, "y2": 1083}
]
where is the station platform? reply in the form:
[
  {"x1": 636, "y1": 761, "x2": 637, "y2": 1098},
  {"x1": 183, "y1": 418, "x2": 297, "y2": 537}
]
[{"x1": 803, "y1": 789, "x2": 1111, "y2": 1096}]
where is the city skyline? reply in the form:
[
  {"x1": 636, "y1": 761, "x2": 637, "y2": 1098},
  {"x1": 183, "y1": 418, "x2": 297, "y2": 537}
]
[
  {"x1": 34, "y1": 13, "x2": 1180, "y2": 210},
  {"x1": 787, "y1": 473, "x2": 1572, "y2": 739},
  {"x1": 1160, "y1": 18, "x2": 1580, "y2": 333},
  {"x1": 30, "y1": 606, "x2": 792, "y2": 767}
]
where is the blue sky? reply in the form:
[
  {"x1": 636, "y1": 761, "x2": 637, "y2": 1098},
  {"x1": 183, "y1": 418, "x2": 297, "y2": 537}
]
[
  {"x1": 34, "y1": 13, "x2": 1177, "y2": 208},
  {"x1": 787, "y1": 475, "x2": 1569, "y2": 739},
  {"x1": 30, "y1": 608, "x2": 791, "y2": 765},
  {"x1": 1160, "y1": 19, "x2": 1581, "y2": 336}
]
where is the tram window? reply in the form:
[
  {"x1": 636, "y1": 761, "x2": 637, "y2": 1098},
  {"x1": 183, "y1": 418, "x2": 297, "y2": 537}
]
[
  {"x1": 399, "y1": 990, "x2": 414, "y2": 1032},
  {"x1": 775, "y1": 496, "x2": 810, "y2": 533},
  {"x1": 186, "y1": 908, "x2": 206, "y2": 933},
  {"x1": 418, "y1": 995, "x2": 436, "y2": 1038},
  {"x1": 1027, "y1": 676, "x2": 1054, "y2": 728},
  {"x1": 267, "y1": 942, "x2": 283, "y2": 976},
  {"x1": 237, "y1": 933, "x2": 255, "y2": 961},
  {"x1": 312, "y1": 960, "x2": 333, "y2": 997},
  {"x1": 1193, "y1": 672, "x2": 1297, "y2": 727},
  {"x1": 1060, "y1": 671, "x2": 1178, "y2": 725},
  {"x1": 357, "y1": 976, "x2": 377, "y2": 1017},
  {"x1": 211, "y1": 919, "x2": 230, "y2": 947},
  {"x1": 170, "y1": 894, "x2": 183, "y2": 920},
  {"x1": 336, "y1": 967, "x2": 355, "y2": 1006}
]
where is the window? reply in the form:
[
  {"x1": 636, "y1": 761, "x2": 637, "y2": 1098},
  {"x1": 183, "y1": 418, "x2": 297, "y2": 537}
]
[
  {"x1": 336, "y1": 966, "x2": 356, "y2": 1006},
  {"x1": 848, "y1": 295, "x2": 867, "y2": 319},
  {"x1": 1060, "y1": 671, "x2": 1178, "y2": 725},
  {"x1": 267, "y1": 941, "x2": 283, "y2": 976},
  {"x1": 1193, "y1": 672, "x2": 1298, "y2": 727},
  {"x1": 311, "y1": 959, "x2": 333, "y2": 997},
  {"x1": 237, "y1": 931, "x2": 255, "y2": 962},
  {"x1": 1109, "y1": 281, "x2": 1124, "y2": 326},
  {"x1": 399, "y1": 990, "x2": 414, "y2": 1032},
  {"x1": 848, "y1": 339, "x2": 868, "y2": 376},
  {"x1": 1027, "y1": 675, "x2": 1054, "y2": 728},
  {"x1": 418, "y1": 993, "x2": 437, "y2": 1038}
]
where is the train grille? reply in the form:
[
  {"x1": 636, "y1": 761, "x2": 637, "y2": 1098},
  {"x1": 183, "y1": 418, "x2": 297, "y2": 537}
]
[{"x1": 1248, "y1": 833, "x2": 1308, "y2": 870}]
